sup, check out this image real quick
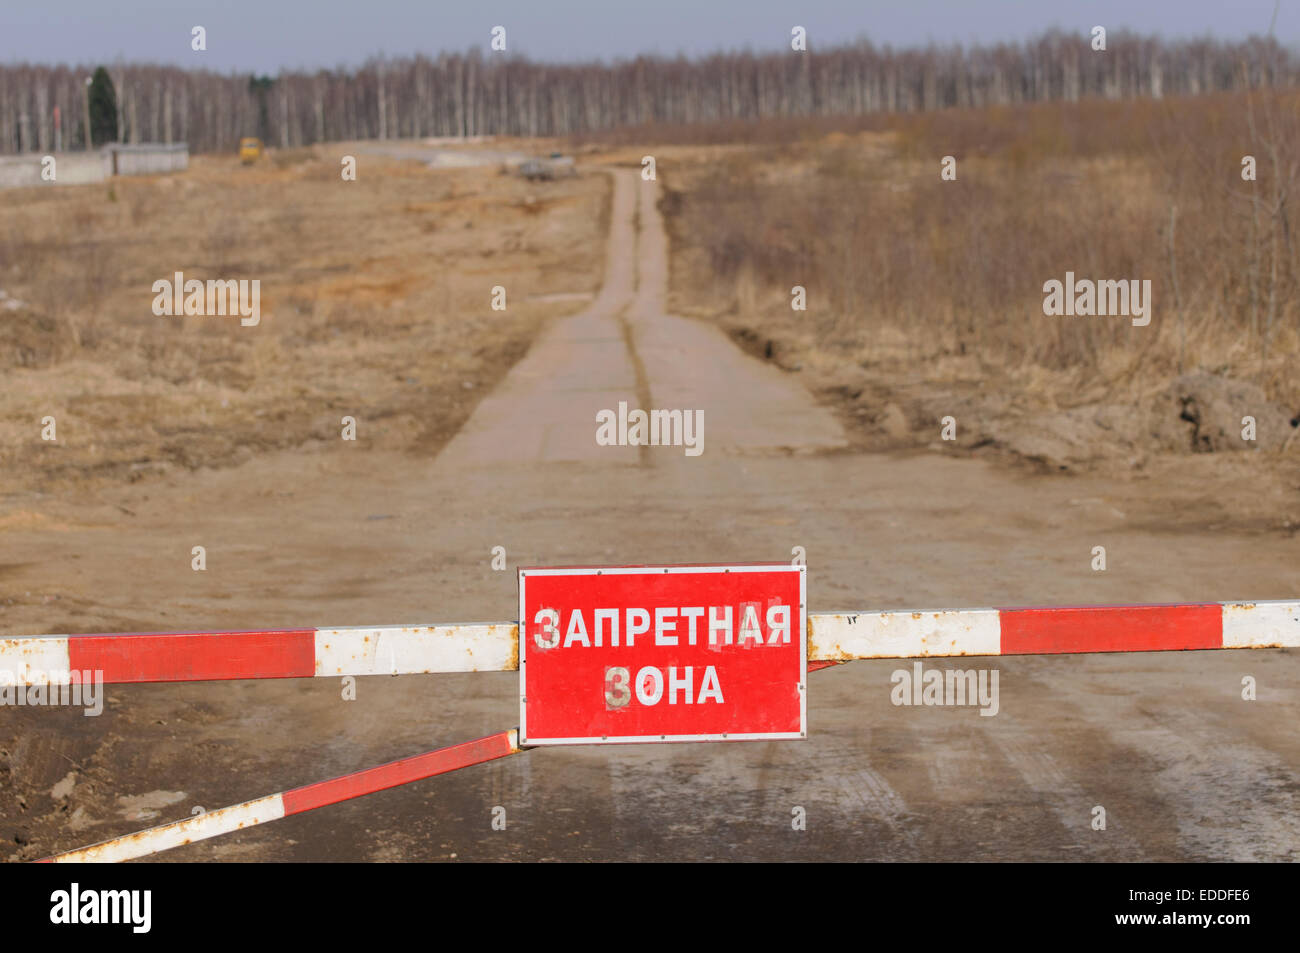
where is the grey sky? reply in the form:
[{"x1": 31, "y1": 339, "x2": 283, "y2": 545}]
[{"x1": 4, "y1": 1, "x2": 1295, "y2": 72}]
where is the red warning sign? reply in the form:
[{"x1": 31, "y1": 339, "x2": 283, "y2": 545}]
[{"x1": 519, "y1": 564, "x2": 806, "y2": 745}]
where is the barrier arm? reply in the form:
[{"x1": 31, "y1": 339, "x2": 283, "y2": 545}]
[
  {"x1": 807, "y1": 601, "x2": 1300, "y2": 660},
  {"x1": 4, "y1": 602, "x2": 1297, "y2": 688},
  {"x1": 41, "y1": 729, "x2": 525, "y2": 863},
  {"x1": 0, "y1": 623, "x2": 519, "y2": 684}
]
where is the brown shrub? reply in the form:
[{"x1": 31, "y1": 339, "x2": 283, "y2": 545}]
[{"x1": 661, "y1": 90, "x2": 1300, "y2": 414}]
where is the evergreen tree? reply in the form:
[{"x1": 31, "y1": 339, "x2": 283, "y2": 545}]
[
  {"x1": 87, "y1": 66, "x2": 117, "y2": 146},
  {"x1": 249, "y1": 75, "x2": 275, "y2": 140}
]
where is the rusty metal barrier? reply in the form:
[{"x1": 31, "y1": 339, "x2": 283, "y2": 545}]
[{"x1": 5, "y1": 597, "x2": 1296, "y2": 861}]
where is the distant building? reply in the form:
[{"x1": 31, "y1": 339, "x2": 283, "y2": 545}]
[
  {"x1": 0, "y1": 142, "x2": 189, "y2": 190},
  {"x1": 103, "y1": 143, "x2": 189, "y2": 176}
]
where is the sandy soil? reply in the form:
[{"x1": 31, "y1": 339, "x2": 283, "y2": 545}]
[{"x1": 1, "y1": 156, "x2": 1297, "y2": 862}]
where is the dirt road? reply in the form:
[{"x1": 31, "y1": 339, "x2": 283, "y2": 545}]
[{"x1": 3, "y1": 167, "x2": 1298, "y2": 862}]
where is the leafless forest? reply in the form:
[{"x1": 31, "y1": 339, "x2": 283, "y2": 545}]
[{"x1": 1, "y1": 30, "x2": 1295, "y2": 153}]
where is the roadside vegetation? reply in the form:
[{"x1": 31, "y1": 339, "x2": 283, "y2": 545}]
[{"x1": 643, "y1": 92, "x2": 1300, "y2": 471}]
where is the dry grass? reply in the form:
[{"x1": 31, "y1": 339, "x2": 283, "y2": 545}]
[
  {"x1": 653, "y1": 92, "x2": 1300, "y2": 464},
  {"x1": 0, "y1": 147, "x2": 609, "y2": 493}
]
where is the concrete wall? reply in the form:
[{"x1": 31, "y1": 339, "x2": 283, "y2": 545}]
[
  {"x1": 106, "y1": 143, "x2": 189, "y2": 175},
  {"x1": 0, "y1": 143, "x2": 189, "y2": 190},
  {"x1": 0, "y1": 152, "x2": 110, "y2": 188}
]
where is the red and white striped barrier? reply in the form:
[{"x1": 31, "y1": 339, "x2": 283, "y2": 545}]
[
  {"x1": 0, "y1": 623, "x2": 516, "y2": 684},
  {"x1": 42, "y1": 729, "x2": 522, "y2": 863},
  {"x1": 3, "y1": 602, "x2": 1296, "y2": 686},
  {"x1": 21, "y1": 599, "x2": 1298, "y2": 862},
  {"x1": 808, "y1": 601, "x2": 1300, "y2": 660}
]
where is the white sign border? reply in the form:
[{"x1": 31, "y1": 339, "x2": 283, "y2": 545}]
[{"x1": 518, "y1": 563, "x2": 808, "y2": 746}]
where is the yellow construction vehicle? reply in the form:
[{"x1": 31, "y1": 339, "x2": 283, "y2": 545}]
[{"x1": 239, "y1": 137, "x2": 263, "y2": 164}]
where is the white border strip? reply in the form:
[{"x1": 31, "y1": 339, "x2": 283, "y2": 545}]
[
  {"x1": 313, "y1": 623, "x2": 517, "y2": 675},
  {"x1": 0, "y1": 636, "x2": 72, "y2": 684},
  {"x1": 810, "y1": 608, "x2": 1002, "y2": 660},
  {"x1": 1221, "y1": 602, "x2": 1300, "y2": 648},
  {"x1": 49, "y1": 794, "x2": 285, "y2": 863}
]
